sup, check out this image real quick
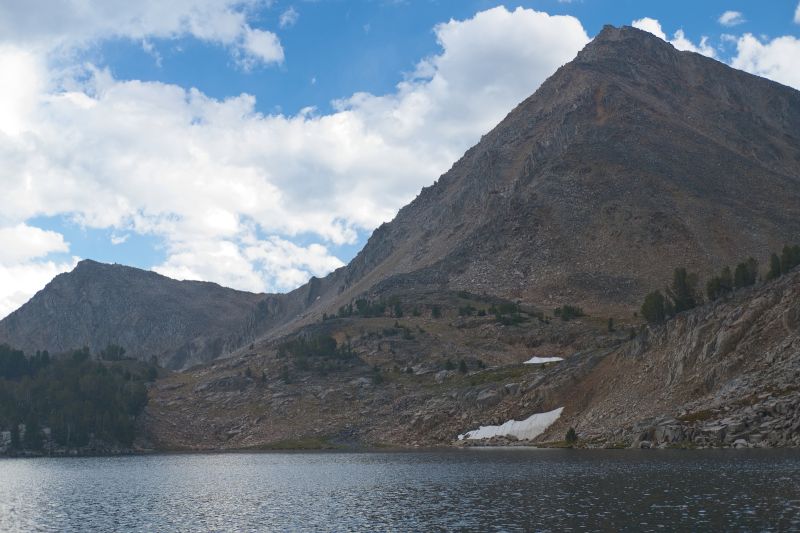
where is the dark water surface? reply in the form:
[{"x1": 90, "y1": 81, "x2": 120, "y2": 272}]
[{"x1": 1, "y1": 449, "x2": 799, "y2": 531}]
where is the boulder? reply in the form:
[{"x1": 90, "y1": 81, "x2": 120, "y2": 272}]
[{"x1": 476, "y1": 389, "x2": 501, "y2": 407}]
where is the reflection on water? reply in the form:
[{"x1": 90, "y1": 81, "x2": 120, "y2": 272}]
[{"x1": 1, "y1": 449, "x2": 799, "y2": 531}]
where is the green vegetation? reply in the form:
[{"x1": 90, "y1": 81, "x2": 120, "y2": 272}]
[
  {"x1": 766, "y1": 245, "x2": 799, "y2": 281},
  {"x1": 640, "y1": 290, "x2": 668, "y2": 324},
  {"x1": 641, "y1": 268, "x2": 700, "y2": 324},
  {"x1": 277, "y1": 334, "x2": 358, "y2": 375},
  {"x1": 781, "y1": 245, "x2": 800, "y2": 275},
  {"x1": 708, "y1": 258, "x2": 760, "y2": 301},
  {"x1": 254, "y1": 436, "x2": 338, "y2": 450},
  {"x1": 458, "y1": 304, "x2": 477, "y2": 317},
  {"x1": 643, "y1": 246, "x2": 799, "y2": 325},
  {"x1": 706, "y1": 266, "x2": 733, "y2": 301},
  {"x1": 554, "y1": 305, "x2": 585, "y2": 322},
  {"x1": 565, "y1": 427, "x2": 578, "y2": 445},
  {"x1": 0, "y1": 345, "x2": 153, "y2": 451},
  {"x1": 489, "y1": 302, "x2": 526, "y2": 325},
  {"x1": 98, "y1": 343, "x2": 128, "y2": 361},
  {"x1": 666, "y1": 267, "x2": 700, "y2": 313},
  {"x1": 733, "y1": 257, "x2": 759, "y2": 289},
  {"x1": 767, "y1": 253, "x2": 782, "y2": 281},
  {"x1": 277, "y1": 334, "x2": 354, "y2": 360},
  {"x1": 336, "y1": 298, "x2": 387, "y2": 318}
]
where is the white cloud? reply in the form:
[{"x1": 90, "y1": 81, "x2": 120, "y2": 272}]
[
  {"x1": 0, "y1": 6, "x2": 590, "y2": 309},
  {"x1": 0, "y1": 0, "x2": 283, "y2": 68},
  {"x1": 0, "y1": 6, "x2": 594, "y2": 316},
  {"x1": 279, "y1": 7, "x2": 299, "y2": 29},
  {"x1": 238, "y1": 27, "x2": 284, "y2": 69},
  {"x1": 795, "y1": 2, "x2": 800, "y2": 24},
  {"x1": 0, "y1": 224, "x2": 68, "y2": 263},
  {"x1": 0, "y1": 45, "x2": 44, "y2": 136},
  {"x1": 111, "y1": 234, "x2": 129, "y2": 245},
  {"x1": 0, "y1": 223, "x2": 73, "y2": 317},
  {"x1": 730, "y1": 33, "x2": 800, "y2": 89},
  {"x1": 632, "y1": 17, "x2": 716, "y2": 57},
  {"x1": 0, "y1": 258, "x2": 78, "y2": 318},
  {"x1": 718, "y1": 11, "x2": 745, "y2": 27}
]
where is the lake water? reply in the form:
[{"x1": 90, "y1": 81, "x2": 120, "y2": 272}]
[{"x1": 1, "y1": 449, "x2": 799, "y2": 531}]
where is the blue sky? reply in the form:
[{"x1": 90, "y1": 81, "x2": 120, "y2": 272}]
[{"x1": 0, "y1": 0, "x2": 798, "y2": 317}]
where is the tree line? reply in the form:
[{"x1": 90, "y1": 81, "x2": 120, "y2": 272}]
[
  {"x1": 0, "y1": 345, "x2": 154, "y2": 452},
  {"x1": 641, "y1": 245, "x2": 800, "y2": 324}
]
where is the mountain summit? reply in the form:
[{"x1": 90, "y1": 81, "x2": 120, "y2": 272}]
[{"x1": 315, "y1": 24, "x2": 800, "y2": 314}]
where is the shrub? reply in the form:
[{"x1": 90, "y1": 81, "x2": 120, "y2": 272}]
[
  {"x1": 458, "y1": 360, "x2": 468, "y2": 374},
  {"x1": 641, "y1": 290, "x2": 667, "y2": 324},
  {"x1": 565, "y1": 427, "x2": 578, "y2": 445},
  {"x1": 706, "y1": 266, "x2": 733, "y2": 301},
  {"x1": 734, "y1": 258, "x2": 758, "y2": 289},
  {"x1": 767, "y1": 253, "x2": 782, "y2": 280},
  {"x1": 781, "y1": 245, "x2": 800, "y2": 274},
  {"x1": 277, "y1": 334, "x2": 354, "y2": 360},
  {"x1": 554, "y1": 305, "x2": 585, "y2": 321},
  {"x1": 99, "y1": 344, "x2": 127, "y2": 361},
  {"x1": 458, "y1": 305, "x2": 476, "y2": 317}
]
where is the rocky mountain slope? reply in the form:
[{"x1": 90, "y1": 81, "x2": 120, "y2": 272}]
[
  {"x1": 138, "y1": 26, "x2": 800, "y2": 451},
  {"x1": 292, "y1": 24, "x2": 800, "y2": 321},
  {"x1": 0, "y1": 260, "x2": 269, "y2": 369},
  {"x1": 142, "y1": 266, "x2": 800, "y2": 450}
]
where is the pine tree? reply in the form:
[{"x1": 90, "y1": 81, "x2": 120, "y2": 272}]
[
  {"x1": 781, "y1": 245, "x2": 800, "y2": 274},
  {"x1": 767, "y1": 253, "x2": 782, "y2": 280},
  {"x1": 565, "y1": 427, "x2": 577, "y2": 445},
  {"x1": 667, "y1": 268, "x2": 700, "y2": 313},
  {"x1": 734, "y1": 257, "x2": 758, "y2": 289},
  {"x1": 641, "y1": 290, "x2": 667, "y2": 324}
]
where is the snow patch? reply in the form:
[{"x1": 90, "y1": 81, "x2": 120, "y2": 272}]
[
  {"x1": 458, "y1": 407, "x2": 564, "y2": 441},
  {"x1": 523, "y1": 356, "x2": 563, "y2": 364}
]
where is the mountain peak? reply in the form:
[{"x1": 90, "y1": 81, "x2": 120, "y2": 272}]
[{"x1": 576, "y1": 24, "x2": 679, "y2": 66}]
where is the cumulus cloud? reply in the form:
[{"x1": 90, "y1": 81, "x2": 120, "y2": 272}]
[
  {"x1": 0, "y1": 223, "x2": 74, "y2": 316},
  {"x1": 0, "y1": 6, "x2": 590, "y2": 315},
  {"x1": 0, "y1": 0, "x2": 283, "y2": 68},
  {"x1": 0, "y1": 259, "x2": 78, "y2": 318},
  {"x1": 632, "y1": 17, "x2": 716, "y2": 57},
  {"x1": 718, "y1": 11, "x2": 745, "y2": 27},
  {"x1": 238, "y1": 27, "x2": 284, "y2": 69},
  {"x1": 730, "y1": 33, "x2": 800, "y2": 90},
  {"x1": 0, "y1": 224, "x2": 68, "y2": 263}
]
